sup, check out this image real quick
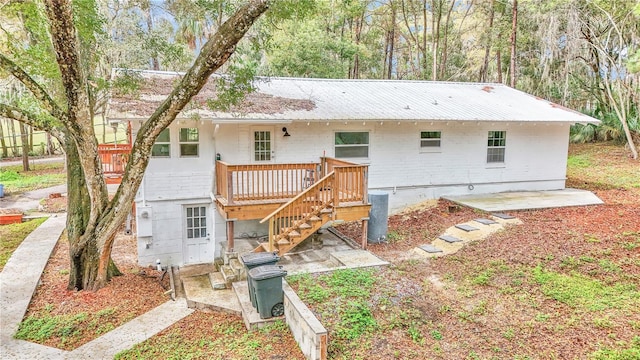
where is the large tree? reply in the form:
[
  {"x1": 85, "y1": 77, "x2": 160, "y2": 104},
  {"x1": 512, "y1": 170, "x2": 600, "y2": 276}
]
[{"x1": 0, "y1": 0, "x2": 272, "y2": 290}]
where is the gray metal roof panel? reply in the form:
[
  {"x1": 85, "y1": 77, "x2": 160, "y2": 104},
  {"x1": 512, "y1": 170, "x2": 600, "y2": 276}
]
[{"x1": 107, "y1": 71, "x2": 600, "y2": 124}]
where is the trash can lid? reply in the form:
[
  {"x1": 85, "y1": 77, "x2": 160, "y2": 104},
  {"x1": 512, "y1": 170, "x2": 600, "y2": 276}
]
[
  {"x1": 241, "y1": 252, "x2": 280, "y2": 266},
  {"x1": 248, "y1": 265, "x2": 287, "y2": 280}
]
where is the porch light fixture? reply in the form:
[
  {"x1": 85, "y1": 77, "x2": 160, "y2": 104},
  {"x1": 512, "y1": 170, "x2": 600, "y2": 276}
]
[{"x1": 282, "y1": 127, "x2": 291, "y2": 137}]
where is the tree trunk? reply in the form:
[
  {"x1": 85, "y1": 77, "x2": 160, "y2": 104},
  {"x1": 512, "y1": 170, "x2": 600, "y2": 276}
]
[
  {"x1": 509, "y1": 0, "x2": 518, "y2": 88},
  {"x1": 438, "y1": 0, "x2": 455, "y2": 79},
  {"x1": 9, "y1": 120, "x2": 18, "y2": 156},
  {"x1": 0, "y1": 120, "x2": 7, "y2": 158},
  {"x1": 496, "y1": 49, "x2": 503, "y2": 83},
  {"x1": 29, "y1": 125, "x2": 34, "y2": 152},
  {"x1": 480, "y1": 0, "x2": 495, "y2": 82},
  {"x1": 431, "y1": 0, "x2": 442, "y2": 81},
  {"x1": 387, "y1": 7, "x2": 396, "y2": 80},
  {"x1": 66, "y1": 138, "x2": 121, "y2": 290},
  {"x1": 20, "y1": 122, "x2": 29, "y2": 171}
]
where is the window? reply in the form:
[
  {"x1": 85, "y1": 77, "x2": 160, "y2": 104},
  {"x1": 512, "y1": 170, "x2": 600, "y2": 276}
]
[
  {"x1": 254, "y1": 130, "x2": 271, "y2": 161},
  {"x1": 487, "y1": 131, "x2": 506, "y2": 163},
  {"x1": 420, "y1": 131, "x2": 441, "y2": 150},
  {"x1": 179, "y1": 128, "x2": 199, "y2": 157},
  {"x1": 151, "y1": 129, "x2": 170, "y2": 157},
  {"x1": 335, "y1": 132, "x2": 369, "y2": 158},
  {"x1": 185, "y1": 206, "x2": 206, "y2": 239}
]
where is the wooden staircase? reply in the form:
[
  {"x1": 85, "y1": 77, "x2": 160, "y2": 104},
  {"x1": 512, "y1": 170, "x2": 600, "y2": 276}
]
[{"x1": 255, "y1": 163, "x2": 369, "y2": 254}]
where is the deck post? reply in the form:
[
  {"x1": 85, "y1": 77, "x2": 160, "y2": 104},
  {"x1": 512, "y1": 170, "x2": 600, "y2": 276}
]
[
  {"x1": 226, "y1": 219, "x2": 235, "y2": 253},
  {"x1": 361, "y1": 218, "x2": 368, "y2": 250}
]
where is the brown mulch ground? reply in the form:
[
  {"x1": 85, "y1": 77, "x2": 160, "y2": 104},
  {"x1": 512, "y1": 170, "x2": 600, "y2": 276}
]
[
  {"x1": 18, "y1": 142, "x2": 640, "y2": 358},
  {"x1": 23, "y1": 227, "x2": 169, "y2": 350}
]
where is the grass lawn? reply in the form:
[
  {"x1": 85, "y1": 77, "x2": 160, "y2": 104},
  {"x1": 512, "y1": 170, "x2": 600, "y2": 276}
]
[
  {"x1": 0, "y1": 161, "x2": 66, "y2": 195},
  {"x1": 0, "y1": 217, "x2": 47, "y2": 271}
]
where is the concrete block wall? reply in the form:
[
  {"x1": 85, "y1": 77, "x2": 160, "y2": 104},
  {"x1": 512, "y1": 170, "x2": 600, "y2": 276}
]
[{"x1": 283, "y1": 281, "x2": 327, "y2": 360}]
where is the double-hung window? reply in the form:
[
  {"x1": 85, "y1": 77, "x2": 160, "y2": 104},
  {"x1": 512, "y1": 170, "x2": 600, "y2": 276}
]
[
  {"x1": 487, "y1": 131, "x2": 506, "y2": 163},
  {"x1": 335, "y1": 132, "x2": 369, "y2": 158},
  {"x1": 420, "y1": 131, "x2": 441, "y2": 151},
  {"x1": 151, "y1": 128, "x2": 170, "y2": 157},
  {"x1": 179, "y1": 128, "x2": 199, "y2": 157}
]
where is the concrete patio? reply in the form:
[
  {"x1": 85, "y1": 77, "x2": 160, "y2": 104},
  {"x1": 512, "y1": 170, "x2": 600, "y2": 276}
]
[{"x1": 443, "y1": 188, "x2": 603, "y2": 212}]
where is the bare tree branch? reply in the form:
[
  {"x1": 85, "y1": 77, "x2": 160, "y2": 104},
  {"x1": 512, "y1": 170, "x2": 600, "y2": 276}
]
[
  {"x1": 0, "y1": 102, "x2": 65, "y2": 144},
  {"x1": 0, "y1": 53, "x2": 67, "y2": 122}
]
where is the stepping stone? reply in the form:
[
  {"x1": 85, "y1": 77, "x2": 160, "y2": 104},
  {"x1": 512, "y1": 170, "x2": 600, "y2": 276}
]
[
  {"x1": 439, "y1": 235, "x2": 463, "y2": 243},
  {"x1": 474, "y1": 218, "x2": 497, "y2": 225},
  {"x1": 455, "y1": 224, "x2": 479, "y2": 232},
  {"x1": 492, "y1": 213, "x2": 515, "y2": 220},
  {"x1": 419, "y1": 244, "x2": 443, "y2": 253}
]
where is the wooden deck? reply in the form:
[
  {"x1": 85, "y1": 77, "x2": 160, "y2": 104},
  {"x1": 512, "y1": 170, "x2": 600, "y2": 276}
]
[{"x1": 214, "y1": 158, "x2": 370, "y2": 221}]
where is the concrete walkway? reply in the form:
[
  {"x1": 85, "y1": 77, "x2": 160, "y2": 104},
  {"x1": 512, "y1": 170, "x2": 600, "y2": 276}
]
[{"x1": 0, "y1": 214, "x2": 193, "y2": 360}]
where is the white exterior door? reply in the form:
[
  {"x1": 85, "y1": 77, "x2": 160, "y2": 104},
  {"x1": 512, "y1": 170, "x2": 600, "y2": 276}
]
[
  {"x1": 183, "y1": 205, "x2": 212, "y2": 265},
  {"x1": 252, "y1": 127, "x2": 274, "y2": 163}
]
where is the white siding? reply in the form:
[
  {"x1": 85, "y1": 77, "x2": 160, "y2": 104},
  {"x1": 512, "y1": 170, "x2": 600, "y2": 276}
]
[
  {"x1": 212, "y1": 121, "x2": 570, "y2": 212},
  {"x1": 136, "y1": 120, "x2": 571, "y2": 262}
]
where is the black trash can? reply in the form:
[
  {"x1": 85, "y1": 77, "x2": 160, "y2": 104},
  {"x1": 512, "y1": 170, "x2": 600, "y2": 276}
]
[
  {"x1": 249, "y1": 265, "x2": 288, "y2": 319},
  {"x1": 241, "y1": 252, "x2": 280, "y2": 308}
]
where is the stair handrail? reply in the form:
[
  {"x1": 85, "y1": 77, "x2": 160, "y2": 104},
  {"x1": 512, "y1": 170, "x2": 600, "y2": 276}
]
[
  {"x1": 259, "y1": 171, "x2": 335, "y2": 224},
  {"x1": 260, "y1": 171, "x2": 335, "y2": 252}
]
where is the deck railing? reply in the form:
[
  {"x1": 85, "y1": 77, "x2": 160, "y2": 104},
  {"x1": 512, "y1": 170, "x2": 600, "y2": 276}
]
[
  {"x1": 215, "y1": 157, "x2": 368, "y2": 206},
  {"x1": 259, "y1": 161, "x2": 369, "y2": 252},
  {"x1": 98, "y1": 144, "x2": 131, "y2": 175},
  {"x1": 262, "y1": 172, "x2": 335, "y2": 250},
  {"x1": 215, "y1": 161, "x2": 319, "y2": 204}
]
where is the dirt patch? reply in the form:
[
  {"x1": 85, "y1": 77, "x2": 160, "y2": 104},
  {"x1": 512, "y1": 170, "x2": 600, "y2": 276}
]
[{"x1": 39, "y1": 196, "x2": 67, "y2": 213}]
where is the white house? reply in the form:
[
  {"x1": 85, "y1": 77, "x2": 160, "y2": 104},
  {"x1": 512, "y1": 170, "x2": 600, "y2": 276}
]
[{"x1": 106, "y1": 70, "x2": 599, "y2": 268}]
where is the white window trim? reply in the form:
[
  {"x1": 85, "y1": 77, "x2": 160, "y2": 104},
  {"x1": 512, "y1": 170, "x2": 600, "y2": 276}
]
[
  {"x1": 486, "y1": 130, "x2": 506, "y2": 166},
  {"x1": 252, "y1": 128, "x2": 274, "y2": 163},
  {"x1": 419, "y1": 130, "x2": 442, "y2": 153},
  {"x1": 334, "y1": 131, "x2": 370, "y2": 159},
  {"x1": 151, "y1": 128, "x2": 171, "y2": 158},
  {"x1": 179, "y1": 128, "x2": 199, "y2": 158}
]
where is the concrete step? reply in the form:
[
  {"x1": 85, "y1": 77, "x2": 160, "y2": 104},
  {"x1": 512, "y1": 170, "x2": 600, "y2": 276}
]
[
  {"x1": 182, "y1": 274, "x2": 241, "y2": 315},
  {"x1": 220, "y1": 264, "x2": 237, "y2": 284},
  {"x1": 209, "y1": 272, "x2": 228, "y2": 290},
  {"x1": 229, "y1": 258, "x2": 246, "y2": 281}
]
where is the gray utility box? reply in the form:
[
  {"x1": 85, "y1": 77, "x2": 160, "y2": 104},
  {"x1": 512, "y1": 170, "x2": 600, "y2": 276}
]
[
  {"x1": 367, "y1": 190, "x2": 389, "y2": 243},
  {"x1": 241, "y1": 252, "x2": 280, "y2": 309},
  {"x1": 248, "y1": 265, "x2": 288, "y2": 319}
]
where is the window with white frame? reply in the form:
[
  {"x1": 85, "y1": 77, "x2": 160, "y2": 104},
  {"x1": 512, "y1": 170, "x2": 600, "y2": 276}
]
[
  {"x1": 185, "y1": 206, "x2": 206, "y2": 239},
  {"x1": 253, "y1": 130, "x2": 271, "y2": 161},
  {"x1": 151, "y1": 128, "x2": 170, "y2": 157},
  {"x1": 420, "y1": 131, "x2": 441, "y2": 150},
  {"x1": 179, "y1": 128, "x2": 199, "y2": 157},
  {"x1": 487, "y1": 131, "x2": 506, "y2": 163},
  {"x1": 335, "y1": 132, "x2": 369, "y2": 158}
]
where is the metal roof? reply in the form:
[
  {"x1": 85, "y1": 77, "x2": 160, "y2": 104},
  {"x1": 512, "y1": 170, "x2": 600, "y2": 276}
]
[{"x1": 107, "y1": 71, "x2": 599, "y2": 124}]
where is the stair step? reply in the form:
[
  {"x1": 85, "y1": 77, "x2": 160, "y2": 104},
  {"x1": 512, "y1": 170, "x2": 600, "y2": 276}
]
[
  {"x1": 209, "y1": 272, "x2": 228, "y2": 290},
  {"x1": 298, "y1": 223, "x2": 312, "y2": 229},
  {"x1": 220, "y1": 264, "x2": 237, "y2": 283},
  {"x1": 256, "y1": 242, "x2": 272, "y2": 252},
  {"x1": 277, "y1": 238, "x2": 290, "y2": 245},
  {"x1": 288, "y1": 230, "x2": 301, "y2": 237},
  {"x1": 320, "y1": 208, "x2": 333, "y2": 214},
  {"x1": 229, "y1": 258, "x2": 246, "y2": 281},
  {"x1": 308, "y1": 215, "x2": 322, "y2": 222},
  {"x1": 229, "y1": 258, "x2": 243, "y2": 272}
]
